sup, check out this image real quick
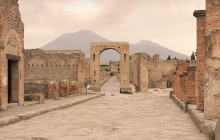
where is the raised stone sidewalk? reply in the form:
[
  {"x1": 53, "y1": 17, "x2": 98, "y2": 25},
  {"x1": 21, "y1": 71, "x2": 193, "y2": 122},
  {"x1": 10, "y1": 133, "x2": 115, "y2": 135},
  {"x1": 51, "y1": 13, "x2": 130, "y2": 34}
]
[
  {"x1": 0, "y1": 93, "x2": 105, "y2": 127},
  {"x1": 170, "y1": 93, "x2": 218, "y2": 140}
]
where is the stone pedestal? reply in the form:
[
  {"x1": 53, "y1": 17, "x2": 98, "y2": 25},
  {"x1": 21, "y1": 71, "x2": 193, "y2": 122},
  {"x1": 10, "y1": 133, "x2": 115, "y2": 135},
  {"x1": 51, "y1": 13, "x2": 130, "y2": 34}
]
[
  {"x1": 48, "y1": 81, "x2": 59, "y2": 99},
  {"x1": 60, "y1": 79, "x2": 69, "y2": 97}
]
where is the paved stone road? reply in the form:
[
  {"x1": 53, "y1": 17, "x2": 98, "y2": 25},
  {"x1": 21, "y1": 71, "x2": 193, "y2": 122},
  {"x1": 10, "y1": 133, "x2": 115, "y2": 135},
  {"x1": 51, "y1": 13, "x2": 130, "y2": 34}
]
[{"x1": 0, "y1": 77, "x2": 208, "y2": 140}]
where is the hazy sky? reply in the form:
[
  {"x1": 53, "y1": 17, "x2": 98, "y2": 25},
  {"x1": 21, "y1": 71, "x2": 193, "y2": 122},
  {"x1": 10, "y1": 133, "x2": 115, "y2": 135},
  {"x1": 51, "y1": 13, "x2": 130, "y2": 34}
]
[{"x1": 19, "y1": 0, "x2": 205, "y2": 55}]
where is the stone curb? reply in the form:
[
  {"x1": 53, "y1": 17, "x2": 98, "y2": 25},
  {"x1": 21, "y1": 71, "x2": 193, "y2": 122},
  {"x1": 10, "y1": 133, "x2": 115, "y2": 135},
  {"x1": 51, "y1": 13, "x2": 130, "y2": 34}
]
[
  {"x1": 0, "y1": 93, "x2": 105, "y2": 127},
  {"x1": 170, "y1": 93, "x2": 217, "y2": 139}
]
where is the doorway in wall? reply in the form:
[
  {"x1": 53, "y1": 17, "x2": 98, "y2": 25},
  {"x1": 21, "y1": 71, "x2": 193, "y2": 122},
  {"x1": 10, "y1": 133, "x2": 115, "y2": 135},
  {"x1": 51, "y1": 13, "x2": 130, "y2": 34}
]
[{"x1": 8, "y1": 59, "x2": 19, "y2": 103}]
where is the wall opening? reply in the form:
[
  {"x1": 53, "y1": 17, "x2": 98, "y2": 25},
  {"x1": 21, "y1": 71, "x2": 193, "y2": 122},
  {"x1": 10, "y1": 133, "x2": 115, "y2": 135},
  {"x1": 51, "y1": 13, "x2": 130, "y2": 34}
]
[
  {"x1": 100, "y1": 49, "x2": 120, "y2": 82},
  {"x1": 124, "y1": 54, "x2": 126, "y2": 62},
  {"x1": 8, "y1": 60, "x2": 19, "y2": 104},
  {"x1": 93, "y1": 54, "x2": 95, "y2": 62}
]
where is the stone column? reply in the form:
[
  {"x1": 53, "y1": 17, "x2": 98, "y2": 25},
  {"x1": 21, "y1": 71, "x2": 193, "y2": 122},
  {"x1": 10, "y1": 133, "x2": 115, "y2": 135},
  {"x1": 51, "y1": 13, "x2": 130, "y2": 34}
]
[
  {"x1": 204, "y1": 0, "x2": 220, "y2": 119},
  {"x1": 0, "y1": 49, "x2": 8, "y2": 110},
  {"x1": 193, "y1": 10, "x2": 206, "y2": 110}
]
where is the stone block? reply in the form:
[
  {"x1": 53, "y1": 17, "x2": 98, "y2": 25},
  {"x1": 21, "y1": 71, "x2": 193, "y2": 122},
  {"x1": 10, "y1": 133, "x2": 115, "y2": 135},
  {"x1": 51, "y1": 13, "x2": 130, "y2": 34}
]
[
  {"x1": 60, "y1": 79, "x2": 69, "y2": 97},
  {"x1": 24, "y1": 94, "x2": 44, "y2": 104},
  {"x1": 69, "y1": 81, "x2": 78, "y2": 95},
  {"x1": 48, "y1": 81, "x2": 59, "y2": 99},
  {"x1": 216, "y1": 121, "x2": 220, "y2": 140}
]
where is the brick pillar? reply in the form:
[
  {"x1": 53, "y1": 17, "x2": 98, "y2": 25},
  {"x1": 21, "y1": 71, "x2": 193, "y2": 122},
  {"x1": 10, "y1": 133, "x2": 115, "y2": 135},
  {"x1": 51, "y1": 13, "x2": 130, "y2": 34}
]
[
  {"x1": 60, "y1": 79, "x2": 69, "y2": 97},
  {"x1": 204, "y1": 0, "x2": 220, "y2": 119},
  {"x1": 78, "y1": 60, "x2": 85, "y2": 94},
  {"x1": 194, "y1": 10, "x2": 206, "y2": 110},
  {"x1": 183, "y1": 72, "x2": 188, "y2": 103},
  {"x1": 173, "y1": 60, "x2": 188, "y2": 100},
  {"x1": 187, "y1": 66, "x2": 197, "y2": 105},
  {"x1": 69, "y1": 81, "x2": 78, "y2": 95},
  {"x1": 180, "y1": 75, "x2": 184, "y2": 102},
  {"x1": 48, "y1": 81, "x2": 59, "y2": 99},
  {"x1": 139, "y1": 54, "x2": 148, "y2": 93},
  {"x1": 173, "y1": 73, "x2": 176, "y2": 94}
]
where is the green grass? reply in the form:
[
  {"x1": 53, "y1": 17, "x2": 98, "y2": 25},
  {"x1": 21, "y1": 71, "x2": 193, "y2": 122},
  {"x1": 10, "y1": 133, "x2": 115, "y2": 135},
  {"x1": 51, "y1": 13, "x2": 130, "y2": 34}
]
[{"x1": 207, "y1": 130, "x2": 215, "y2": 140}]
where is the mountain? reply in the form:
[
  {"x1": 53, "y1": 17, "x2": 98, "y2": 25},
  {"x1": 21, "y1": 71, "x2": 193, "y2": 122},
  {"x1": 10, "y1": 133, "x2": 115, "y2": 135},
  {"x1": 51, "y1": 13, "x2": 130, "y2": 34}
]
[
  {"x1": 41, "y1": 30, "x2": 109, "y2": 57},
  {"x1": 130, "y1": 40, "x2": 189, "y2": 60},
  {"x1": 41, "y1": 30, "x2": 190, "y2": 64}
]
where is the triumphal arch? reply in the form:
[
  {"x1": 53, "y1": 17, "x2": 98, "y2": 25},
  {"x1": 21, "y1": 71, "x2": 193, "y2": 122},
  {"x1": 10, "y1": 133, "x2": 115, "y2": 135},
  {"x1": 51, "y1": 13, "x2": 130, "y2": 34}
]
[{"x1": 90, "y1": 42, "x2": 132, "y2": 93}]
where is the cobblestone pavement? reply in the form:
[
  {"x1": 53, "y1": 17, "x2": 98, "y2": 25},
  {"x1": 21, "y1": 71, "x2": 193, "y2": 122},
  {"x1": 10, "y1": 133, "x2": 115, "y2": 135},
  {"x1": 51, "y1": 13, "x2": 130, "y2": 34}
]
[
  {"x1": 0, "y1": 77, "x2": 208, "y2": 140},
  {"x1": 0, "y1": 94, "x2": 99, "y2": 119}
]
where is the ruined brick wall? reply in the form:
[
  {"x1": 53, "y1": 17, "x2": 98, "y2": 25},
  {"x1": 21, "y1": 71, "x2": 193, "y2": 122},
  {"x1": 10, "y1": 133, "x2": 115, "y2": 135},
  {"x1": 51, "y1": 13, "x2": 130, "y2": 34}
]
[
  {"x1": 204, "y1": 0, "x2": 220, "y2": 119},
  {"x1": 0, "y1": 0, "x2": 24, "y2": 109},
  {"x1": 173, "y1": 60, "x2": 188, "y2": 100},
  {"x1": 148, "y1": 56, "x2": 177, "y2": 88},
  {"x1": 173, "y1": 60, "x2": 197, "y2": 104},
  {"x1": 24, "y1": 49, "x2": 85, "y2": 96}
]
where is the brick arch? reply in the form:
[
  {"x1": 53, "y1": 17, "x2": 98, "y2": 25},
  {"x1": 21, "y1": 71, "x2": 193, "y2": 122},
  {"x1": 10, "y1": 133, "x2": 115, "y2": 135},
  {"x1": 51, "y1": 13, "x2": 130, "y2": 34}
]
[
  {"x1": 90, "y1": 42, "x2": 131, "y2": 93},
  {"x1": 99, "y1": 47, "x2": 121, "y2": 55}
]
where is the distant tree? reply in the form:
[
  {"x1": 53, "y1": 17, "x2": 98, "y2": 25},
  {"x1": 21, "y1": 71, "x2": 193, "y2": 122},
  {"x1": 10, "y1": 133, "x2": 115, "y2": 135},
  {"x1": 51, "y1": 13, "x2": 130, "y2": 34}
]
[
  {"x1": 167, "y1": 55, "x2": 171, "y2": 60},
  {"x1": 191, "y1": 52, "x2": 196, "y2": 60},
  {"x1": 186, "y1": 59, "x2": 190, "y2": 63},
  {"x1": 173, "y1": 57, "x2": 177, "y2": 60}
]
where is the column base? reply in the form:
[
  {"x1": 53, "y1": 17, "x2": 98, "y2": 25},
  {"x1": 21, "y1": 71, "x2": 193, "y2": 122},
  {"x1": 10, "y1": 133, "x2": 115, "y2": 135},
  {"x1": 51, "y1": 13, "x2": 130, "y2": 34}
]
[{"x1": 120, "y1": 88, "x2": 132, "y2": 94}]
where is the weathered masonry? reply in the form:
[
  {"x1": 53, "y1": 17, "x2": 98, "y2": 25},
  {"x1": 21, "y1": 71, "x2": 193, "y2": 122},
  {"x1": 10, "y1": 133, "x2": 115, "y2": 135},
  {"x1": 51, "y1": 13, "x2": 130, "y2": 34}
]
[
  {"x1": 0, "y1": 0, "x2": 24, "y2": 110},
  {"x1": 193, "y1": 10, "x2": 206, "y2": 111},
  {"x1": 90, "y1": 42, "x2": 131, "y2": 93},
  {"x1": 130, "y1": 53, "x2": 148, "y2": 93},
  {"x1": 24, "y1": 49, "x2": 85, "y2": 97},
  {"x1": 148, "y1": 54, "x2": 177, "y2": 89},
  {"x1": 173, "y1": 60, "x2": 197, "y2": 104},
  {"x1": 204, "y1": 0, "x2": 220, "y2": 119},
  {"x1": 174, "y1": 0, "x2": 220, "y2": 120}
]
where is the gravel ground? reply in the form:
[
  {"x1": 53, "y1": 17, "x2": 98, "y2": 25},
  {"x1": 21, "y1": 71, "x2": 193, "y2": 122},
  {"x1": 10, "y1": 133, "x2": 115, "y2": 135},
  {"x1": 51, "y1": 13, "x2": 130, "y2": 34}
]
[{"x1": 0, "y1": 76, "x2": 208, "y2": 140}]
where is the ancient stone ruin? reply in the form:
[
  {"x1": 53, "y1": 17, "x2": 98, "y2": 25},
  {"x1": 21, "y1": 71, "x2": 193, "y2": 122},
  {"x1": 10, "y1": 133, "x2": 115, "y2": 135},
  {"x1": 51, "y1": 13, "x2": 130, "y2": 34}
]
[
  {"x1": 90, "y1": 42, "x2": 131, "y2": 93},
  {"x1": 0, "y1": 0, "x2": 220, "y2": 138},
  {"x1": 173, "y1": 0, "x2": 220, "y2": 120},
  {"x1": 24, "y1": 49, "x2": 85, "y2": 97},
  {"x1": 0, "y1": 0, "x2": 24, "y2": 110}
]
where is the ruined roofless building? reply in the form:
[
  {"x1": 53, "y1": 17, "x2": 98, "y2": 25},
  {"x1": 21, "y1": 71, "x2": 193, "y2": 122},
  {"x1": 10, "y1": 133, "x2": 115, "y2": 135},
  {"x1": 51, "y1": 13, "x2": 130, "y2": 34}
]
[{"x1": 0, "y1": 0, "x2": 24, "y2": 110}]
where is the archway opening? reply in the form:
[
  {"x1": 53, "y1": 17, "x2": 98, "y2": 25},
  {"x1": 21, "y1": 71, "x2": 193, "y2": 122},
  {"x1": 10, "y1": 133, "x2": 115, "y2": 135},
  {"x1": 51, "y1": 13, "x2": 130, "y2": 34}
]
[{"x1": 100, "y1": 49, "x2": 120, "y2": 84}]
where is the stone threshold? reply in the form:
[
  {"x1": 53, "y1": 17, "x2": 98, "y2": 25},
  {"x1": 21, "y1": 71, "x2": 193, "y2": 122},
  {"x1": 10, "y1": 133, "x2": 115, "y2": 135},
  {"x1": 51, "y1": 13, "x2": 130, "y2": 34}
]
[
  {"x1": 0, "y1": 93, "x2": 105, "y2": 128},
  {"x1": 170, "y1": 93, "x2": 218, "y2": 139}
]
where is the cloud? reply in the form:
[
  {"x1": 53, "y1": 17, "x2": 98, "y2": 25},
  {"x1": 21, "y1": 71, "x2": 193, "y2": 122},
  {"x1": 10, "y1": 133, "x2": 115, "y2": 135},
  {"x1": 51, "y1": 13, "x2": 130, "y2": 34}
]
[{"x1": 18, "y1": 0, "x2": 205, "y2": 55}]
